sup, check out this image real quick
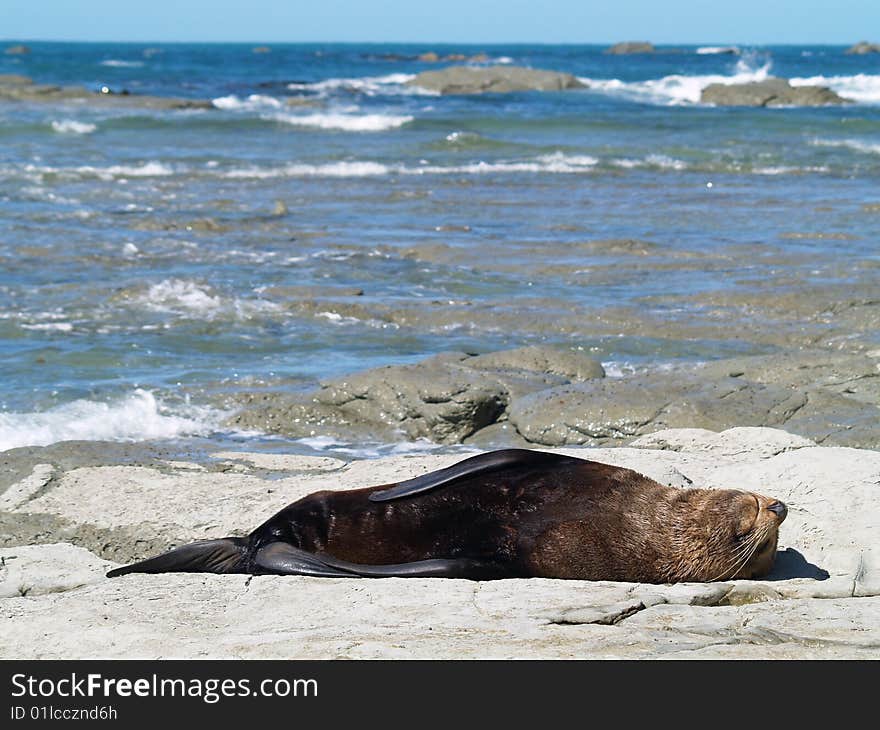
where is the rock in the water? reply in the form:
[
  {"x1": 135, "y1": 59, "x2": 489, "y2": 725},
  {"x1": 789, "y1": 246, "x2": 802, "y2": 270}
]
[
  {"x1": 0, "y1": 74, "x2": 213, "y2": 109},
  {"x1": 407, "y1": 65, "x2": 586, "y2": 95},
  {"x1": 227, "y1": 346, "x2": 605, "y2": 443},
  {"x1": 605, "y1": 41, "x2": 655, "y2": 54},
  {"x1": 4, "y1": 45, "x2": 30, "y2": 55},
  {"x1": 845, "y1": 41, "x2": 880, "y2": 54},
  {"x1": 701, "y1": 77, "x2": 848, "y2": 106},
  {"x1": 0, "y1": 74, "x2": 32, "y2": 86}
]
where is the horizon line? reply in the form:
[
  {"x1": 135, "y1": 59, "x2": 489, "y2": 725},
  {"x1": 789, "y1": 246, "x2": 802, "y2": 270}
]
[{"x1": 2, "y1": 38, "x2": 871, "y2": 46}]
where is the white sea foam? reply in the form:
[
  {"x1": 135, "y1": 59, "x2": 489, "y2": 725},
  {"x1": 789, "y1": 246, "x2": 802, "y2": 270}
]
[
  {"x1": 141, "y1": 279, "x2": 222, "y2": 314},
  {"x1": 696, "y1": 46, "x2": 741, "y2": 55},
  {"x1": 224, "y1": 161, "x2": 391, "y2": 179},
  {"x1": 137, "y1": 279, "x2": 281, "y2": 318},
  {"x1": 212, "y1": 94, "x2": 284, "y2": 110},
  {"x1": 222, "y1": 152, "x2": 598, "y2": 178},
  {"x1": 580, "y1": 61, "x2": 772, "y2": 106},
  {"x1": 58, "y1": 161, "x2": 173, "y2": 180},
  {"x1": 810, "y1": 137, "x2": 880, "y2": 155},
  {"x1": 267, "y1": 111, "x2": 413, "y2": 131},
  {"x1": 790, "y1": 73, "x2": 880, "y2": 104},
  {"x1": 295, "y1": 434, "x2": 460, "y2": 459},
  {"x1": 51, "y1": 120, "x2": 97, "y2": 135},
  {"x1": 20, "y1": 322, "x2": 74, "y2": 332},
  {"x1": 751, "y1": 165, "x2": 831, "y2": 175},
  {"x1": 287, "y1": 72, "x2": 431, "y2": 96},
  {"x1": 612, "y1": 154, "x2": 688, "y2": 170},
  {"x1": 0, "y1": 390, "x2": 221, "y2": 451},
  {"x1": 99, "y1": 59, "x2": 145, "y2": 68}
]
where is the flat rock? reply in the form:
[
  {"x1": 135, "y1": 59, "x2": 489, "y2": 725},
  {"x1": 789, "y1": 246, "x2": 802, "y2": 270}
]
[
  {"x1": 0, "y1": 543, "x2": 114, "y2": 598},
  {"x1": 605, "y1": 41, "x2": 655, "y2": 54},
  {"x1": 631, "y1": 426, "x2": 816, "y2": 459},
  {"x1": 508, "y1": 373, "x2": 807, "y2": 446},
  {"x1": 1, "y1": 433, "x2": 878, "y2": 658},
  {"x1": 701, "y1": 77, "x2": 848, "y2": 106},
  {"x1": 408, "y1": 65, "x2": 586, "y2": 94},
  {"x1": 0, "y1": 75, "x2": 212, "y2": 109}
]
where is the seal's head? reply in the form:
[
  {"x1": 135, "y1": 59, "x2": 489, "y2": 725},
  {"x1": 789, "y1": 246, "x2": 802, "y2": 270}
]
[{"x1": 671, "y1": 489, "x2": 787, "y2": 582}]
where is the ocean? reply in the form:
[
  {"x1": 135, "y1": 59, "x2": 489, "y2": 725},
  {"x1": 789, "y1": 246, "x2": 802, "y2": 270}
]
[{"x1": 1, "y1": 42, "x2": 878, "y2": 454}]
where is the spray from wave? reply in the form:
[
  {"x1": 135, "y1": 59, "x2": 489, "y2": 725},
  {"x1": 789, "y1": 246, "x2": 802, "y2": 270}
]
[
  {"x1": 580, "y1": 53, "x2": 772, "y2": 105},
  {"x1": 790, "y1": 73, "x2": 880, "y2": 104},
  {"x1": 0, "y1": 390, "x2": 224, "y2": 451}
]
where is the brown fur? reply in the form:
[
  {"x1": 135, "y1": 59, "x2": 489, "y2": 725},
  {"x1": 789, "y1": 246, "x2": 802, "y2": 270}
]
[{"x1": 109, "y1": 452, "x2": 787, "y2": 583}]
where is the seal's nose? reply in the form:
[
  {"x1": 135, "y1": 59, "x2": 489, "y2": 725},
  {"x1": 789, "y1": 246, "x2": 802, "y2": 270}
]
[{"x1": 766, "y1": 500, "x2": 787, "y2": 522}]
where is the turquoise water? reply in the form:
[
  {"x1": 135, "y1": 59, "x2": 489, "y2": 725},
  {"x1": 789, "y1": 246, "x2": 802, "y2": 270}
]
[{"x1": 0, "y1": 42, "x2": 878, "y2": 449}]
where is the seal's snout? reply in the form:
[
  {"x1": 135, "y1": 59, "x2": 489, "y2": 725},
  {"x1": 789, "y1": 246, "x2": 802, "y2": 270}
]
[{"x1": 766, "y1": 500, "x2": 787, "y2": 523}]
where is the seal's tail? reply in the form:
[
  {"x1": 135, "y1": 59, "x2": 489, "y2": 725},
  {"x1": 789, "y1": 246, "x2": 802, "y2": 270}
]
[{"x1": 106, "y1": 538, "x2": 249, "y2": 578}]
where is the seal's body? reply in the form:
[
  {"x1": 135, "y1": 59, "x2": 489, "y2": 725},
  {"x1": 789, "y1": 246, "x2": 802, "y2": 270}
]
[{"x1": 107, "y1": 449, "x2": 787, "y2": 583}]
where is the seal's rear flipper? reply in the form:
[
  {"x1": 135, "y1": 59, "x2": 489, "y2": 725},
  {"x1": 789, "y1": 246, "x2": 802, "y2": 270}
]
[
  {"x1": 106, "y1": 538, "x2": 248, "y2": 578},
  {"x1": 369, "y1": 448, "x2": 580, "y2": 502},
  {"x1": 255, "y1": 543, "x2": 510, "y2": 580}
]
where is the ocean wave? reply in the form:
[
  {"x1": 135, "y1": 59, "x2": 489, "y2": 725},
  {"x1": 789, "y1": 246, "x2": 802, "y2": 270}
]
[
  {"x1": 810, "y1": 137, "x2": 880, "y2": 155},
  {"x1": 611, "y1": 154, "x2": 688, "y2": 170},
  {"x1": 287, "y1": 72, "x2": 432, "y2": 96},
  {"x1": 15, "y1": 161, "x2": 174, "y2": 181},
  {"x1": 223, "y1": 161, "x2": 391, "y2": 178},
  {"x1": 99, "y1": 59, "x2": 145, "y2": 68},
  {"x1": 212, "y1": 93, "x2": 284, "y2": 110},
  {"x1": 222, "y1": 152, "x2": 598, "y2": 178},
  {"x1": 20, "y1": 321, "x2": 74, "y2": 332},
  {"x1": 0, "y1": 390, "x2": 222, "y2": 451},
  {"x1": 696, "y1": 46, "x2": 741, "y2": 55},
  {"x1": 579, "y1": 60, "x2": 772, "y2": 105},
  {"x1": 51, "y1": 120, "x2": 97, "y2": 135},
  {"x1": 266, "y1": 111, "x2": 414, "y2": 132},
  {"x1": 790, "y1": 73, "x2": 880, "y2": 104},
  {"x1": 134, "y1": 278, "x2": 281, "y2": 319}
]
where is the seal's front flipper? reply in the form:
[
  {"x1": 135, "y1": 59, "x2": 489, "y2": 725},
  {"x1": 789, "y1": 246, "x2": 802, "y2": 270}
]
[
  {"x1": 254, "y1": 543, "x2": 510, "y2": 580},
  {"x1": 369, "y1": 448, "x2": 580, "y2": 502},
  {"x1": 106, "y1": 538, "x2": 248, "y2": 577}
]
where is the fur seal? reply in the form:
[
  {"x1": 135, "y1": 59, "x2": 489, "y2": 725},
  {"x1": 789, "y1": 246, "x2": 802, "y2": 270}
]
[{"x1": 106, "y1": 449, "x2": 787, "y2": 583}]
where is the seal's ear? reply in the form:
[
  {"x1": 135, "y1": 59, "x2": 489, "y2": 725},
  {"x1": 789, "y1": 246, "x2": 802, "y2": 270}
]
[
  {"x1": 106, "y1": 538, "x2": 248, "y2": 577},
  {"x1": 369, "y1": 449, "x2": 580, "y2": 502}
]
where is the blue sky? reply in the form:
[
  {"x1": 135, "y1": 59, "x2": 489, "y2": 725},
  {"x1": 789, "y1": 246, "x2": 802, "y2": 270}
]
[{"x1": 3, "y1": 1, "x2": 878, "y2": 44}]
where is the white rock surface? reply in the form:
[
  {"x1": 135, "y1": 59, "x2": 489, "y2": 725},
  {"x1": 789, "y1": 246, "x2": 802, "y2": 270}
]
[{"x1": 0, "y1": 427, "x2": 878, "y2": 658}]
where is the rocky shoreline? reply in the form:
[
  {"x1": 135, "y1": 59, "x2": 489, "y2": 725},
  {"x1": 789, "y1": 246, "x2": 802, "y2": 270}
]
[
  {"x1": 1, "y1": 427, "x2": 877, "y2": 658},
  {"x1": 226, "y1": 345, "x2": 880, "y2": 450}
]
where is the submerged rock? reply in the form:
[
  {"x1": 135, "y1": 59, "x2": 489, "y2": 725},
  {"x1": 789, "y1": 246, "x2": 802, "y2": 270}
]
[
  {"x1": 701, "y1": 77, "x2": 848, "y2": 106},
  {"x1": 407, "y1": 65, "x2": 586, "y2": 94},
  {"x1": 605, "y1": 41, "x2": 655, "y2": 54},
  {"x1": 4, "y1": 45, "x2": 30, "y2": 55}
]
